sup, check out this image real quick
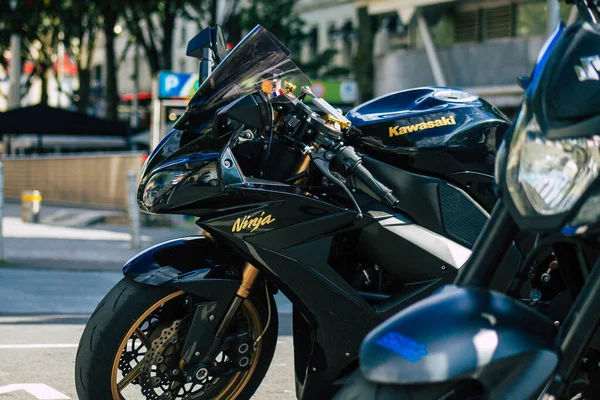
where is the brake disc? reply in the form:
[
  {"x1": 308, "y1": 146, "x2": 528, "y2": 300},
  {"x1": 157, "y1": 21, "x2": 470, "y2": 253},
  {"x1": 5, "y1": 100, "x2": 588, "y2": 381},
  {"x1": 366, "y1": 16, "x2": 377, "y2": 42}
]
[
  {"x1": 139, "y1": 319, "x2": 185, "y2": 400},
  {"x1": 118, "y1": 311, "x2": 162, "y2": 379}
]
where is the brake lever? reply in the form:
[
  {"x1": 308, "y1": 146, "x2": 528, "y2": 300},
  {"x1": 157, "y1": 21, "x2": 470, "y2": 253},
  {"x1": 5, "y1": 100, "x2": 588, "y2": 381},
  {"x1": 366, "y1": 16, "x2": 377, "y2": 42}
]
[{"x1": 309, "y1": 148, "x2": 363, "y2": 219}]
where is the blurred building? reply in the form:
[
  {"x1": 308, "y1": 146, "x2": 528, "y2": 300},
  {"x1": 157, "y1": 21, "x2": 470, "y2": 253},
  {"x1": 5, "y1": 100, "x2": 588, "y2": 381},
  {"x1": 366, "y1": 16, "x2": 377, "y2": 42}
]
[
  {"x1": 89, "y1": 29, "x2": 153, "y2": 123},
  {"x1": 367, "y1": 0, "x2": 573, "y2": 110},
  {"x1": 78, "y1": 0, "x2": 575, "y2": 122},
  {"x1": 296, "y1": 0, "x2": 357, "y2": 66},
  {"x1": 293, "y1": 0, "x2": 573, "y2": 112}
]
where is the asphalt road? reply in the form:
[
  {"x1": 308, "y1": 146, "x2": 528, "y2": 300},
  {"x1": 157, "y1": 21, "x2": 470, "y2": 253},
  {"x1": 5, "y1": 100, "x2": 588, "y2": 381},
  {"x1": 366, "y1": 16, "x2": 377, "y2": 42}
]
[{"x1": 0, "y1": 267, "x2": 296, "y2": 400}]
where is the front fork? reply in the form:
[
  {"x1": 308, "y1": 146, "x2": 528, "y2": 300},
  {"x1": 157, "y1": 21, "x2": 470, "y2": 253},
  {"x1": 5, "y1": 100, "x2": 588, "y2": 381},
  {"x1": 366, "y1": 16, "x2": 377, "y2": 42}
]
[
  {"x1": 206, "y1": 262, "x2": 261, "y2": 358},
  {"x1": 180, "y1": 263, "x2": 261, "y2": 376}
]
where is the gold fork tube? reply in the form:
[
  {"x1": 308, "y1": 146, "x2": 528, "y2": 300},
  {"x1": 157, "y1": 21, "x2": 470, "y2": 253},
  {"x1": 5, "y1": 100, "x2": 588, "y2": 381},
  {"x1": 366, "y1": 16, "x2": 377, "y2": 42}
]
[{"x1": 237, "y1": 262, "x2": 261, "y2": 298}]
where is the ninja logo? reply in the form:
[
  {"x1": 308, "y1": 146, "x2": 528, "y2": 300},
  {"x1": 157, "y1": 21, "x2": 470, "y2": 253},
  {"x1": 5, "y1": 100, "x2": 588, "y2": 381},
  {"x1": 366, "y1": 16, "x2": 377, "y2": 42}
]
[
  {"x1": 575, "y1": 55, "x2": 600, "y2": 81},
  {"x1": 232, "y1": 212, "x2": 276, "y2": 233}
]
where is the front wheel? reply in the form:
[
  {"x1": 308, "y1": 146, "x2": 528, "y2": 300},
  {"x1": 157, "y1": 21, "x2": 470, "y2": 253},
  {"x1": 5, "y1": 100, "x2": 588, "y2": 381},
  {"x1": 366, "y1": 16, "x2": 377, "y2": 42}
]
[{"x1": 75, "y1": 278, "x2": 278, "y2": 400}]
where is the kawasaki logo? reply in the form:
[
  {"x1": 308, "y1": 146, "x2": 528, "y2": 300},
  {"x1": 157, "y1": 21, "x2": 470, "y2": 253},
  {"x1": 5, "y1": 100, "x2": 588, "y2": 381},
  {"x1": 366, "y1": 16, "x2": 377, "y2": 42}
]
[
  {"x1": 575, "y1": 55, "x2": 600, "y2": 81},
  {"x1": 232, "y1": 212, "x2": 276, "y2": 233},
  {"x1": 389, "y1": 116, "x2": 456, "y2": 137}
]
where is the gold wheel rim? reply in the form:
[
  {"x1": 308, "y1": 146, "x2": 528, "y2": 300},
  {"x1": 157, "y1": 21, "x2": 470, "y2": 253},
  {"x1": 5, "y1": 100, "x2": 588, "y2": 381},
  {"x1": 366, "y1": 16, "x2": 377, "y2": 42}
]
[{"x1": 110, "y1": 291, "x2": 263, "y2": 400}]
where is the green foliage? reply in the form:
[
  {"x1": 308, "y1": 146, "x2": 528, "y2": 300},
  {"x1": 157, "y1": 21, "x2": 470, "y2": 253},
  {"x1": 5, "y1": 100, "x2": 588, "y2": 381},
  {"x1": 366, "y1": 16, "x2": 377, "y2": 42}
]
[
  {"x1": 300, "y1": 48, "x2": 351, "y2": 79},
  {"x1": 0, "y1": 1, "x2": 98, "y2": 95},
  {"x1": 237, "y1": 0, "x2": 345, "y2": 79},
  {"x1": 0, "y1": 0, "x2": 68, "y2": 102},
  {"x1": 516, "y1": 2, "x2": 574, "y2": 37},
  {"x1": 0, "y1": 0, "x2": 347, "y2": 107},
  {"x1": 239, "y1": 0, "x2": 304, "y2": 51}
]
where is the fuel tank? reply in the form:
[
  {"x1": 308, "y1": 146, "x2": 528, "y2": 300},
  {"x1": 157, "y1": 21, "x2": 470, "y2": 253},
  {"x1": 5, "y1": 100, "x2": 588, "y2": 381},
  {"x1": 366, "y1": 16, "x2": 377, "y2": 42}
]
[{"x1": 346, "y1": 87, "x2": 510, "y2": 210}]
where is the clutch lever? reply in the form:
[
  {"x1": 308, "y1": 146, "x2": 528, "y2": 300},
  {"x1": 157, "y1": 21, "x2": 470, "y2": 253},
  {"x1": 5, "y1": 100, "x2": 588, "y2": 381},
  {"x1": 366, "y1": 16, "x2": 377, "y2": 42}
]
[{"x1": 309, "y1": 148, "x2": 363, "y2": 219}]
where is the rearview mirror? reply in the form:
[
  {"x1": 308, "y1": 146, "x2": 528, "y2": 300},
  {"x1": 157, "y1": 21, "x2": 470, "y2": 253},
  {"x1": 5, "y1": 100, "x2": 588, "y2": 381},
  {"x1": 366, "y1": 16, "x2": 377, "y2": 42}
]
[{"x1": 186, "y1": 25, "x2": 227, "y2": 83}]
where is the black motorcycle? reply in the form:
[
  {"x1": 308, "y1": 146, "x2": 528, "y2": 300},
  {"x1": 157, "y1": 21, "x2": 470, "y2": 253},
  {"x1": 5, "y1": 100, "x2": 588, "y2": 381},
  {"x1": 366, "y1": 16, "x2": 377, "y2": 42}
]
[
  {"x1": 335, "y1": 1, "x2": 600, "y2": 399},
  {"x1": 76, "y1": 25, "x2": 520, "y2": 400}
]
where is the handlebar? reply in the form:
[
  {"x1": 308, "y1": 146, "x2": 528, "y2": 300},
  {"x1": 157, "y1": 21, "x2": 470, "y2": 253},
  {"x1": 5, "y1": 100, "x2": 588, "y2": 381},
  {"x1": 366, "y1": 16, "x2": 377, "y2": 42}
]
[
  {"x1": 273, "y1": 88, "x2": 398, "y2": 209},
  {"x1": 330, "y1": 146, "x2": 399, "y2": 208},
  {"x1": 351, "y1": 163, "x2": 400, "y2": 208}
]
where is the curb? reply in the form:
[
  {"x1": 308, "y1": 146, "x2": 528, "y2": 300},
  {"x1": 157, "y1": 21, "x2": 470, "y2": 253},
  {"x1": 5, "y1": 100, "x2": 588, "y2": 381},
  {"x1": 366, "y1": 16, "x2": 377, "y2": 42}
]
[{"x1": 0, "y1": 258, "x2": 125, "y2": 272}]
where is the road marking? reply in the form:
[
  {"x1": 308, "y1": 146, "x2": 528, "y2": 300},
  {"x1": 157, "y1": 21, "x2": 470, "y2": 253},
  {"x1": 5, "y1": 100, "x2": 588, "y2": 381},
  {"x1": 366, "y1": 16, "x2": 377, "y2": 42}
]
[
  {"x1": 0, "y1": 384, "x2": 69, "y2": 399},
  {"x1": 0, "y1": 314, "x2": 89, "y2": 323},
  {"x1": 0, "y1": 344, "x2": 78, "y2": 349}
]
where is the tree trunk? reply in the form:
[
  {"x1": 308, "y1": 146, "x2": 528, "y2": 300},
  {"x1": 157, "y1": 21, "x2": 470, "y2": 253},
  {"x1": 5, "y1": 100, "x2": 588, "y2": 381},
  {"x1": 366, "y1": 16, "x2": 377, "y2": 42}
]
[
  {"x1": 78, "y1": 68, "x2": 91, "y2": 113},
  {"x1": 104, "y1": 11, "x2": 119, "y2": 121},
  {"x1": 162, "y1": 15, "x2": 174, "y2": 71},
  {"x1": 78, "y1": 22, "x2": 96, "y2": 114},
  {"x1": 356, "y1": 6, "x2": 375, "y2": 103},
  {"x1": 40, "y1": 68, "x2": 49, "y2": 105}
]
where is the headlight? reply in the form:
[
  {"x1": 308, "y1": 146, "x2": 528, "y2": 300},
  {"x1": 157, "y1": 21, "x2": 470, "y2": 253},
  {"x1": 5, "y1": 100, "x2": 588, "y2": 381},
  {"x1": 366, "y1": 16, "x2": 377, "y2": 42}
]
[
  {"x1": 142, "y1": 170, "x2": 188, "y2": 209},
  {"x1": 505, "y1": 106, "x2": 600, "y2": 217}
]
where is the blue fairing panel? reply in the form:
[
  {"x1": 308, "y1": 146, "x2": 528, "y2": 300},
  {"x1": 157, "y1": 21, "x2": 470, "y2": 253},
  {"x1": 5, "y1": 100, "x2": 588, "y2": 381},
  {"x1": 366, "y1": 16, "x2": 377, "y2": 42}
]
[
  {"x1": 123, "y1": 236, "x2": 239, "y2": 285},
  {"x1": 360, "y1": 285, "x2": 558, "y2": 386}
]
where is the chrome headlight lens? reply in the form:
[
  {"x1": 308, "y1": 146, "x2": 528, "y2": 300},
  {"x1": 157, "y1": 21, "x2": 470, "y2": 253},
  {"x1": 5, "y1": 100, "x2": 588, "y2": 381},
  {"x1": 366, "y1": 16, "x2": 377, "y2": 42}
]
[
  {"x1": 505, "y1": 106, "x2": 600, "y2": 218},
  {"x1": 142, "y1": 170, "x2": 188, "y2": 209}
]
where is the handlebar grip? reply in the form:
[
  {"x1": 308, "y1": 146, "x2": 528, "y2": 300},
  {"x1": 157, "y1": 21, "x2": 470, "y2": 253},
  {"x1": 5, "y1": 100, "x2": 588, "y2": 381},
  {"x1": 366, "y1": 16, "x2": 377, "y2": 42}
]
[
  {"x1": 351, "y1": 163, "x2": 399, "y2": 208},
  {"x1": 329, "y1": 145, "x2": 399, "y2": 208}
]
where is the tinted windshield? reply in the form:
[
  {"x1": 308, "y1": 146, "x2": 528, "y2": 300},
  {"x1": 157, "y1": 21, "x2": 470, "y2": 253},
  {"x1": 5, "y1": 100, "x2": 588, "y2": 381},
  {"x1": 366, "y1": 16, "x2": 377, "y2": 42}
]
[
  {"x1": 144, "y1": 25, "x2": 310, "y2": 181},
  {"x1": 181, "y1": 25, "x2": 310, "y2": 116}
]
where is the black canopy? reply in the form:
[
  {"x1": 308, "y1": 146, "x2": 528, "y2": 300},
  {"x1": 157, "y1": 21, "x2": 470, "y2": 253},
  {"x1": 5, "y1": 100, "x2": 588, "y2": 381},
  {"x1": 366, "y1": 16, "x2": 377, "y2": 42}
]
[{"x1": 0, "y1": 104, "x2": 129, "y2": 137}]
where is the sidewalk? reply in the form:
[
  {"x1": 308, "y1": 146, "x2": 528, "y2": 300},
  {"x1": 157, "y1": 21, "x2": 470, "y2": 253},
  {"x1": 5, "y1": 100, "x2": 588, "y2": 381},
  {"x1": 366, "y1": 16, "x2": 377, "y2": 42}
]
[{"x1": 3, "y1": 202, "x2": 199, "y2": 271}]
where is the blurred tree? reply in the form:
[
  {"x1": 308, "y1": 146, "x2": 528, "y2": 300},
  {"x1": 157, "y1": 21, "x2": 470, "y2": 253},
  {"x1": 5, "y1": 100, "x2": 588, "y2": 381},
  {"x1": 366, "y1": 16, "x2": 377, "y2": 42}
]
[
  {"x1": 300, "y1": 48, "x2": 351, "y2": 80},
  {"x1": 0, "y1": 0, "x2": 59, "y2": 103},
  {"x1": 0, "y1": 2, "x2": 11, "y2": 76},
  {"x1": 1, "y1": 0, "x2": 98, "y2": 108},
  {"x1": 181, "y1": 0, "x2": 242, "y2": 41},
  {"x1": 122, "y1": 0, "x2": 187, "y2": 75},
  {"x1": 237, "y1": 0, "x2": 348, "y2": 80},
  {"x1": 356, "y1": 5, "x2": 375, "y2": 102},
  {"x1": 15, "y1": 0, "x2": 62, "y2": 105},
  {"x1": 238, "y1": 0, "x2": 304, "y2": 47},
  {"x1": 62, "y1": 0, "x2": 98, "y2": 113},
  {"x1": 95, "y1": 1, "x2": 122, "y2": 120},
  {"x1": 0, "y1": 3, "x2": 14, "y2": 103},
  {"x1": 99, "y1": 0, "x2": 231, "y2": 119}
]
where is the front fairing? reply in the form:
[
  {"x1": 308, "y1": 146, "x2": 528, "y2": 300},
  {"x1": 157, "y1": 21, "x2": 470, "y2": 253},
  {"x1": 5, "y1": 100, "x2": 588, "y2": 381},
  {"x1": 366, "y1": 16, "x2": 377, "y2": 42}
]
[
  {"x1": 137, "y1": 129, "x2": 224, "y2": 214},
  {"x1": 138, "y1": 25, "x2": 310, "y2": 213},
  {"x1": 174, "y1": 25, "x2": 310, "y2": 135}
]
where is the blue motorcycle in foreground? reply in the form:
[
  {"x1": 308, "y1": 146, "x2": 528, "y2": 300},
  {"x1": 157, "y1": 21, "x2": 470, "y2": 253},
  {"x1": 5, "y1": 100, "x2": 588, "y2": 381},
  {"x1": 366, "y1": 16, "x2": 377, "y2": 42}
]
[{"x1": 335, "y1": 0, "x2": 600, "y2": 399}]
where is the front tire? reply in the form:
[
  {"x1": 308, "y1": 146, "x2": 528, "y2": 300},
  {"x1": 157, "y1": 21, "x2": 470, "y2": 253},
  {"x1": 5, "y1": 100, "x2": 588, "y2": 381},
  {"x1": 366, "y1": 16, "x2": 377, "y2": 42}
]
[{"x1": 75, "y1": 278, "x2": 278, "y2": 400}]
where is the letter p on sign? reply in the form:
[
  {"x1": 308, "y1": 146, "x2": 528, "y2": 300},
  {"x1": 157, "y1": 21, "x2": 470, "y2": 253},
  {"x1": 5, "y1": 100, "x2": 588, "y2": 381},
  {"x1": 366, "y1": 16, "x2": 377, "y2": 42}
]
[{"x1": 165, "y1": 75, "x2": 180, "y2": 92}]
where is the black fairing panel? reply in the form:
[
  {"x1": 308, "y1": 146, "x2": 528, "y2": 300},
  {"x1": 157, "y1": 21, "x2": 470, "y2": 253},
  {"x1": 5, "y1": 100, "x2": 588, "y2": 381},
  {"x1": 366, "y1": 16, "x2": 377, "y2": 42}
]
[
  {"x1": 346, "y1": 87, "x2": 509, "y2": 185},
  {"x1": 355, "y1": 156, "x2": 489, "y2": 247},
  {"x1": 123, "y1": 236, "x2": 242, "y2": 285},
  {"x1": 535, "y1": 22, "x2": 600, "y2": 139},
  {"x1": 360, "y1": 286, "x2": 557, "y2": 389}
]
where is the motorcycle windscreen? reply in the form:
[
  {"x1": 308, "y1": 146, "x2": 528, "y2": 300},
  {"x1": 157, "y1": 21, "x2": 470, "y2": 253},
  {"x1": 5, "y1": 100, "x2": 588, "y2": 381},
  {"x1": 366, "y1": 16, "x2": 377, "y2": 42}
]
[
  {"x1": 143, "y1": 25, "x2": 310, "y2": 181},
  {"x1": 174, "y1": 24, "x2": 311, "y2": 134}
]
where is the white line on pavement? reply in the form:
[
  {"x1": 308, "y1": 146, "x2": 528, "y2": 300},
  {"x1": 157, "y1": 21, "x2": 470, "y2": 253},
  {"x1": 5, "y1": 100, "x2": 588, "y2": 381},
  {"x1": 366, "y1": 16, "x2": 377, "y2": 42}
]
[
  {"x1": 0, "y1": 383, "x2": 70, "y2": 399},
  {"x1": 0, "y1": 314, "x2": 89, "y2": 323},
  {"x1": 0, "y1": 344, "x2": 78, "y2": 349}
]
